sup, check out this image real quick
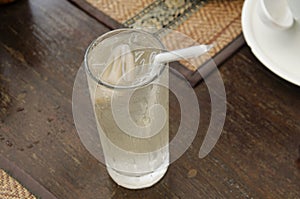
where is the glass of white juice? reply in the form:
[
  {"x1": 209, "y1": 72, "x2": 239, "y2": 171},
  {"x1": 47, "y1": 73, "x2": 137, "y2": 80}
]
[{"x1": 84, "y1": 29, "x2": 169, "y2": 189}]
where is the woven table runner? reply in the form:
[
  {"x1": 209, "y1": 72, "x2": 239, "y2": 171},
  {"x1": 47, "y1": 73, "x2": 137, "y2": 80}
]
[
  {"x1": 0, "y1": 169, "x2": 36, "y2": 199},
  {"x1": 70, "y1": 0, "x2": 245, "y2": 86},
  {"x1": 0, "y1": 154, "x2": 57, "y2": 199}
]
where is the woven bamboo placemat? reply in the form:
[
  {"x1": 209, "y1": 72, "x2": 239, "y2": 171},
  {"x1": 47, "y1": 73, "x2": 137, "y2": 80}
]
[
  {"x1": 0, "y1": 169, "x2": 36, "y2": 199},
  {"x1": 70, "y1": 0, "x2": 245, "y2": 86},
  {"x1": 0, "y1": 154, "x2": 57, "y2": 199}
]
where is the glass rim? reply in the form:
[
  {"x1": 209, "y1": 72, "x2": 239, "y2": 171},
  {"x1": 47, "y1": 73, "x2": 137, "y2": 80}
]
[{"x1": 84, "y1": 28, "x2": 167, "y2": 90}]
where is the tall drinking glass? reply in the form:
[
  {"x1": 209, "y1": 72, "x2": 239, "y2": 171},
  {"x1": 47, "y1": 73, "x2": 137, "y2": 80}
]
[{"x1": 84, "y1": 29, "x2": 169, "y2": 189}]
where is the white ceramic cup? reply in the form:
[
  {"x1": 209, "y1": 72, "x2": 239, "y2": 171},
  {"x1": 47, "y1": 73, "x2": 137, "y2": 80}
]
[
  {"x1": 258, "y1": 0, "x2": 300, "y2": 30},
  {"x1": 287, "y1": 0, "x2": 300, "y2": 21}
]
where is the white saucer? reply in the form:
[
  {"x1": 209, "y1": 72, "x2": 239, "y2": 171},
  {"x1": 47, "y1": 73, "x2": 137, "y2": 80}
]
[{"x1": 242, "y1": 0, "x2": 300, "y2": 86}]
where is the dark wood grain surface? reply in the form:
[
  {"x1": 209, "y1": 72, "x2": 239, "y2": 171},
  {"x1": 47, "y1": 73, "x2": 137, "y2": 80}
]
[{"x1": 1, "y1": 0, "x2": 299, "y2": 198}]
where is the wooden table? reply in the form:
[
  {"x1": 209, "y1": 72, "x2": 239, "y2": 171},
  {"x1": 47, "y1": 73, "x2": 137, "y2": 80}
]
[{"x1": 1, "y1": 0, "x2": 299, "y2": 198}]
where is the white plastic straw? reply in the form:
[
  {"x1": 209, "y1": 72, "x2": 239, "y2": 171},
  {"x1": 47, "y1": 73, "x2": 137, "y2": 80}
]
[{"x1": 153, "y1": 44, "x2": 213, "y2": 64}]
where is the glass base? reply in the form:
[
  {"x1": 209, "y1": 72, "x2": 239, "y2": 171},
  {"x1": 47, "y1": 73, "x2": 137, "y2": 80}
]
[{"x1": 107, "y1": 166, "x2": 168, "y2": 189}]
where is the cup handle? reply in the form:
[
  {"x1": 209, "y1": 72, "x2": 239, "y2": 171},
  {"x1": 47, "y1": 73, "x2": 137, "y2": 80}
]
[{"x1": 258, "y1": 0, "x2": 294, "y2": 30}]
